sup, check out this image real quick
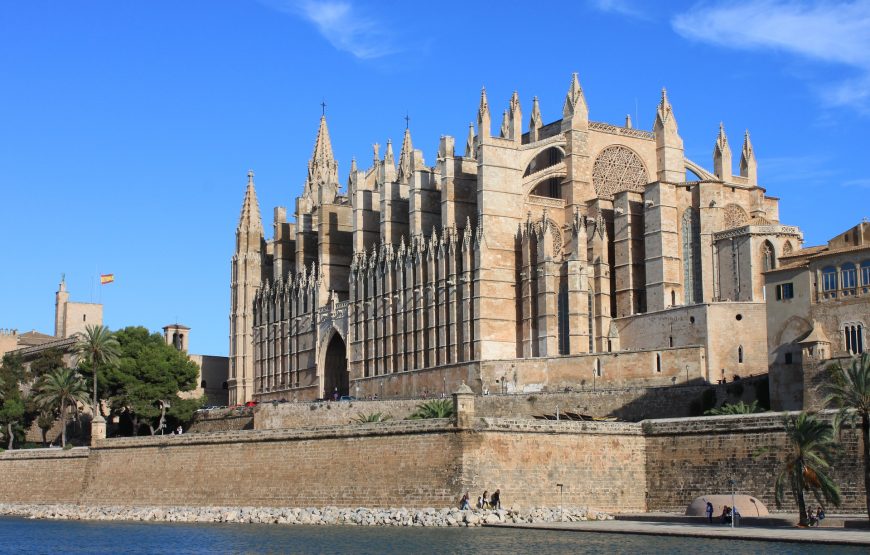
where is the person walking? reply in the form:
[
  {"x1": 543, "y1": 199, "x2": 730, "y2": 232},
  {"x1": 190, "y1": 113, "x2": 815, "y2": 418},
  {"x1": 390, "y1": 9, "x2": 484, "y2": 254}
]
[
  {"x1": 478, "y1": 491, "x2": 489, "y2": 509},
  {"x1": 705, "y1": 501, "x2": 714, "y2": 524},
  {"x1": 490, "y1": 489, "x2": 501, "y2": 509},
  {"x1": 459, "y1": 492, "x2": 471, "y2": 510}
]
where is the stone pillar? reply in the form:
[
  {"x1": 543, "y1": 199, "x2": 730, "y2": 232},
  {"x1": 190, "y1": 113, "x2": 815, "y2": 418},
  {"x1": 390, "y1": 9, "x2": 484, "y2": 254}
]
[
  {"x1": 90, "y1": 415, "x2": 106, "y2": 447},
  {"x1": 452, "y1": 383, "x2": 475, "y2": 429}
]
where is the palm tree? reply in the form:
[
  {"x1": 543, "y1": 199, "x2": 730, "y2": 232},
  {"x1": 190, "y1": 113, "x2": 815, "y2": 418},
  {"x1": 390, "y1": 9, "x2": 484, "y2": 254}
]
[
  {"x1": 774, "y1": 412, "x2": 841, "y2": 526},
  {"x1": 409, "y1": 399, "x2": 455, "y2": 419},
  {"x1": 33, "y1": 368, "x2": 90, "y2": 447},
  {"x1": 74, "y1": 325, "x2": 120, "y2": 415},
  {"x1": 704, "y1": 400, "x2": 762, "y2": 415},
  {"x1": 36, "y1": 410, "x2": 56, "y2": 446},
  {"x1": 821, "y1": 353, "x2": 870, "y2": 521}
]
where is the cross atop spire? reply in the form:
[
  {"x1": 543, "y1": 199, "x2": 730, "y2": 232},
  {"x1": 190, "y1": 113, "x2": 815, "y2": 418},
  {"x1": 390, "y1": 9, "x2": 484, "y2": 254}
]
[
  {"x1": 304, "y1": 114, "x2": 339, "y2": 201},
  {"x1": 404, "y1": 112, "x2": 410, "y2": 129},
  {"x1": 321, "y1": 99, "x2": 327, "y2": 116}
]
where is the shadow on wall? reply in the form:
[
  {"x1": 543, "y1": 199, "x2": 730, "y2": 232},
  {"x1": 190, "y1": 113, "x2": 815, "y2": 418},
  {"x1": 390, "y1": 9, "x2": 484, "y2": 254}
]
[{"x1": 608, "y1": 375, "x2": 770, "y2": 421}]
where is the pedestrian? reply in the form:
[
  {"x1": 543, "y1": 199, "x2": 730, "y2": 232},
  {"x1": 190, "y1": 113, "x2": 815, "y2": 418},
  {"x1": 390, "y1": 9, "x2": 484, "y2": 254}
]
[
  {"x1": 478, "y1": 490, "x2": 488, "y2": 509},
  {"x1": 333, "y1": 388, "x2": 339, "y2": 402},
  {"x1": 459, "y1": 492, "x2": 470, "y2": 510},
  {"x1": 705, "y1": 501, "x2": 714, "y2": 524},
  {"x1": 816, "y1": 506, "x2": 826, "y2": 524},
  {"x1": 176, "y1": 425, "x2": 183, "y2": 435},
  {"x1": 490, "y1": 489, "x2": 501, "y2": 509}
]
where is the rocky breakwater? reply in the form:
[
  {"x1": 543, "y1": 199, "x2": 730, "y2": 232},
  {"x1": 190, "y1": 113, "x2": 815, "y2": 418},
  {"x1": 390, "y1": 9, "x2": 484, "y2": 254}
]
[{"x1": 0, "y1": 504, "x2": 612, "y2": 527}]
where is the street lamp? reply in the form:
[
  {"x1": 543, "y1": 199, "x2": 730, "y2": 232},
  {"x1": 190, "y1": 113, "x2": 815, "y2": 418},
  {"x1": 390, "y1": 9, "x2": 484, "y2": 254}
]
[{"x1": 556, "y1": 483, "x2": 564, "y2": 520}]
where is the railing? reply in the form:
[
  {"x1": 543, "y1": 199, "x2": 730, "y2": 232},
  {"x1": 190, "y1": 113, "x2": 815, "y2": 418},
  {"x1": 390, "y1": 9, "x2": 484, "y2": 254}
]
[{"x1": 590, "y1": 121, "x2": 655, "y2": 140}]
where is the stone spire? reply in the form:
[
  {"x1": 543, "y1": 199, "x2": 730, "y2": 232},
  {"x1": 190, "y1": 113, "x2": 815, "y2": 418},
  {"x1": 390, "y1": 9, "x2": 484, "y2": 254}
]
[
  {"x1": 562, "y1": 72, "x2": 588, "y2": 122},
  {"x1": 385, "y1": 138, "x2": 395, "y2": 166},
  {"x1": 465, "y1": 122, "x2": 476, "y2": 159},
  {"x1": 713, "y1": 122, "x2": 732, "y2": 181},
  {"x1": 304, "y1": 116, "x2": 339, "y2": 205},
  {"x1": 509, "y1": 90, "x2": 522, "y2": 141},
  {"x1": 740, "y1": 129, "x2": 758, "y2": 186},
  {"x1": 500, "y1": 109, "x2": 510, "y2": 139},
  {"x1": 654, "y1": 88, "x2": 677, "y2": 131},
  {"x1": 529, "y1": 96, "x2": 542, "y2": 141},
  {"x1": 653, "y1": 88, "x2": 684, "y2": 183},
  {"x1": 398, "y1": 127, "x2": 413, "y2": 182},
  {"x1": 625, "y1": 114, "x2": 632, "y2": 129},
  {"x1": 477, "y1": 87, "x2": 490, "y2": 140},
  {"x1": 237, "y1": 170, "x2": 263, "y2": 236}
]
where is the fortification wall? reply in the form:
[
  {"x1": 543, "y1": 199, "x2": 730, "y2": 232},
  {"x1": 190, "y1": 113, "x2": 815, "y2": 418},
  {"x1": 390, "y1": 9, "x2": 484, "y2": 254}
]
[
  {"x1": 461, "y1": 419, "x2": 646, "y2": 512},
  {"x1": 644, "y1": 413, "x2": 867, "y2": 513},
  {"x1": 79, "y1": 421, "x2": 462, "y2": 508},
  {"x1": 0, "y1": 448, "x2": 88, "y2": 503},
  {"x1": 188, "y1": 407, "x2": 253, "y2": 433},
  {"x1": 253, "y1": 399, "x2": 423, "y2": 430}
]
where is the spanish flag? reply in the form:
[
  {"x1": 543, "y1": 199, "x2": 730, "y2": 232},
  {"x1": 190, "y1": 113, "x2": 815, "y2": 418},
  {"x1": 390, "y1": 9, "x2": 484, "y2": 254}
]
[{"x1": 100, "y1": 274, "x2": 115, "y2": 285}]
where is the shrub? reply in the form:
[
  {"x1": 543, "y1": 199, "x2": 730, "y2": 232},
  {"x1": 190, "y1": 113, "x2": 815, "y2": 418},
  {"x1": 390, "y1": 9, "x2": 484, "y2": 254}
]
[
  {"x1": 352, "y1": 412, "x2": 392, "y2": 424},
  {"x1": 409, "y1": 399, "x2": 455, "y2": 419}
]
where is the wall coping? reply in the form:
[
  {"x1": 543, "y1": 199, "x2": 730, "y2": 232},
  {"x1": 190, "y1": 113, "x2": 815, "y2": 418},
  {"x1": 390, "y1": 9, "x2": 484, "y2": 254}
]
[
  {"x1": 95, "y1": 419, "x2": 455, "y2": 449},
  {"x1": 0, "y1": 447, "x2": 89, "y2": 460},
  {"x1": 476, "y1": 417, "x2": 642, "y2": 435},
  {"x1": 641, "y1": 410, "x2": 840, "y2": 436}
]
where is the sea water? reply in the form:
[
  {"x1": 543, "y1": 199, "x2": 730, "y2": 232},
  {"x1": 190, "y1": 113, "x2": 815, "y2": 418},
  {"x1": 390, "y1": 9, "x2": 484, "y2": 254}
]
[{"x1": 0, "y1": 517, "x2": 861, "y2": 554}]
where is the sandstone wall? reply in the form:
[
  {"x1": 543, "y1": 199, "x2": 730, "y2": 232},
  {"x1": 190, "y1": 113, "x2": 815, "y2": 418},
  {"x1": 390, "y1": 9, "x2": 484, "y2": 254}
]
[
  {"x1": 0, "y1": 448, "x2": 88, "y2": 503},
  {"x1": 188, "y1": 407, "x2": 253, "y2": 433},
  {"x1": 253, "y1": 399, "x2": 423, "y2": 430},
  {"x1": 644, "y1": 412, "x2": 867, "y2": 513},
  {"x1": 79, "y1": 421, "x2": 463, "y2": 508},
  {"x1": 460, "y1": 419, "x2": 646, "y2": 512}
]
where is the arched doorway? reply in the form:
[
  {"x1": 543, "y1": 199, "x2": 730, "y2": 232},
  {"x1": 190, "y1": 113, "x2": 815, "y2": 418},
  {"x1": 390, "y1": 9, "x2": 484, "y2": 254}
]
[{"x1": 322, "y1": 333, "x2": 349, "y2": 400}]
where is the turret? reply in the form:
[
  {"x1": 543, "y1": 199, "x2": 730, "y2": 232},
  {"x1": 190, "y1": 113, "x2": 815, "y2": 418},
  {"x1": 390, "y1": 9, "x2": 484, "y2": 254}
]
[
  {"x1": 653, "y1": 88, "x2": 685, "y2": 183},
  {"x1": 54, "y1": 274, "x2": 69, "y2": 338},
  {"x1": 229, "y1": 170, "x2": 265, "y2": 405},
  {"x1": 713, "y1": 122, "x2": 732, "y2": 181},
  {"x1": 740, "y1": 130, "x2": 758, "y2": 186}
]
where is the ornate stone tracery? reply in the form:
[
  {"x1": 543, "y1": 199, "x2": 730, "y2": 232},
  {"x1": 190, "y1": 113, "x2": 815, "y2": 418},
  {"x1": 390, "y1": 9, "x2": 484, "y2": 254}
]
[
  {"x1": 722, "y1": 204, "x2": 749, "y2": 230},
  {"x1": 592, "y1": 145, "x2": 648, "y2": 200}
]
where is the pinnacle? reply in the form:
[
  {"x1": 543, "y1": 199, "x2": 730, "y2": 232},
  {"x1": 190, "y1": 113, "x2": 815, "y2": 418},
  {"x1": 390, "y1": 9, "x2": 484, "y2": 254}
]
[
  {"x1": 311, "y1": 115, "x2": 336, "y2": 166},
  {"x1": 398, "y1": 126, "x2": 413, "y2": 179},
  {"x1": 563, "y1": 72, "x2": 586, "y2": 118},
  {"x1": 465, "y1": 123, "x2": 476, "y2": 158},
  {"x1": 479, "y1": 87, "x2": 489, "y2": 116},
  {"x1": 237, "y1": 170, "x2": 263, "y2": 234}
]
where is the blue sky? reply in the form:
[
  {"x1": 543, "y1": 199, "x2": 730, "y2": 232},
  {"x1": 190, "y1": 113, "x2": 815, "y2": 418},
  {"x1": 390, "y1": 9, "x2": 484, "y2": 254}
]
[{"x1": 1, "y1": 0, "x2": 868, "y2": 356}]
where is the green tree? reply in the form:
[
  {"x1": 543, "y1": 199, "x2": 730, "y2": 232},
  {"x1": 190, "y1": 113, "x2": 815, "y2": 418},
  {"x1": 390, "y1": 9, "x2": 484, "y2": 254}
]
[
  {"x1": 774, "y1": 412, "x2": 841, "y2": 526},
  {"x1": 409, "y1": 399, "x2": 455, "y2": 419},
  {"x1": 0, "y1": 354, "x2": 28, "y2": 449},
  {"x1": 74, "y1": 325, "x2": 120, "y2": 414},
  {"x1": 30, "y1": 348, "x2": 65, "y2": 379},
  {"x1": 821, "y1": 353, "x2": 870, "y2": 521},
  {"x1": 33, "y1": 368, "x2": 90, "y2": 447},
  {"x1": 105, "y1": 327, "x2": 201, "y2": 435},
  {"x1": 704, "y1": 400, "x2": 762, "y2": 416},
  {"x1": 36, "y1": 409, "x2": 56, "y2": 446}
]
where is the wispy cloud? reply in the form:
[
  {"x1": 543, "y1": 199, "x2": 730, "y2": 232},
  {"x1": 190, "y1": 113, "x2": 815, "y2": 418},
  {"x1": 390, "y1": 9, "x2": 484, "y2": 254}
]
[
  {"x1": 672, "y1": 1, "x2": 870, "y2": 114},
  {"x1": 588, "y1": 0, "x2": 649, "y2": 19},
  {"x1": 842, "y1": 178, "x2": 870, "y2": 188},
  {"x1": 264, "y1": 0, "x2": 398, "y2": 60}
]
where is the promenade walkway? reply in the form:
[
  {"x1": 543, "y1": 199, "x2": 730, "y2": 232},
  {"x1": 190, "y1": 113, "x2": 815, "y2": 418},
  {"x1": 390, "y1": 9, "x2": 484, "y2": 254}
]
[{"x1": 488, "y1": 519, "x2": 870, "y2": 546}]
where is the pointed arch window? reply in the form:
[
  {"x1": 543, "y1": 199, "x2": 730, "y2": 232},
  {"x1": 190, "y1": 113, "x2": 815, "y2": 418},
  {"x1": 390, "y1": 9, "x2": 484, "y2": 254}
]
[
  {"x1": 682, "y1": 208, "x2": 702, "y2": 305},
  {"x1": 594, "y1": 358, "x2": 602, "y2": 377},
  {"x1": 738, "y1": 345, "x2": 744, "y2": 364},
  {"x1": 655, "y1": 353, "x2": 662, "y2": 373}
]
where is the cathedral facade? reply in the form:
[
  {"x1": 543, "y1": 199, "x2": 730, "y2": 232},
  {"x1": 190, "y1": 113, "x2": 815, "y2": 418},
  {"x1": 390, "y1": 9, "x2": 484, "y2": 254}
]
[{"x1": 228, "y1": 74, "x2": 802, "y2": 405}]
